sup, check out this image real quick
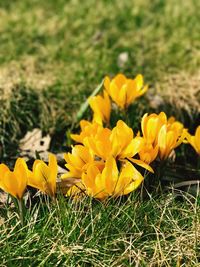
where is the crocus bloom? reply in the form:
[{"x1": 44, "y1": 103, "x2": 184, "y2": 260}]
[
  {"x1": 141, "y1": 112, "x2": 167, "y2": 145},
  {"x1": 139, "y1": 142, "x2": 159, "y2": 164},
  {"x1": 0, "y1": 158, "x2": 28, "y2": 199},
  {"x1": 88, "y1": 90, "x2": 111, "y2": 125},
  {"x1": 66, "y1": 160, "x2": 105, "y2": 198},
  {"x1": 28, "y1": 154, "x2": 57, "y2": 198},
  {"x1": 82, "y1": 157, "x2": 144, "y2": 199},
  {"x1": 158, "y1": 125, "x2": 187, "y2": 160},
  {"x1": 104, "y1": 73, "x2": 148, "y2": 109},
  {"x1": 186, "y1": 126, "x2": 200, "y2": 155},
  {"x1": 62, "y1": 145, "x2": 94, "y2": 179},
  {"x1": 84, "y1": 120, "x2": 143, "y2": 160},
  {"x1": 110, "y1": 120, "x2": 144, "y2": 159},
  {"x1": 71, "y1": 120, "x2": 102, "y2": 144},
  {"x1": 141, "y1": 112, "x2": 187, "y2": 161},
  {"x1": 84, "y1": 127, "x2": 112, "y2": 160}
]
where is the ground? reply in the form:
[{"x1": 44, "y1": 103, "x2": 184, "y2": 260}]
[{"x1": 0, "y1": 0, "x2": 200, "y2": 266}]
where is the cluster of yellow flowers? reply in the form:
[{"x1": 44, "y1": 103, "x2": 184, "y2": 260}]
[
  {"x1": 0, "y1": 73, "x2": 199, "y2": 203},
  {"x1": 88, "y1": 73, "x2": 148, "y2": 125},
  {"x1": 0, "y1": 154, "x2": 57, "y2": 201},
  {"x1": 63, "y1": 119, "x2": 153, "y2": 199},
  {"x1": 62, "y1": 111, "x2": 189, "y2": 199}
]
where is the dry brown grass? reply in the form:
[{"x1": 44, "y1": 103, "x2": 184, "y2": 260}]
[
  {"x1": 0, "y1": 56, "x2": 56, "y2": 100},
  {"x1": 156, "y1": 71, "x2": 200, "y2": 116}
]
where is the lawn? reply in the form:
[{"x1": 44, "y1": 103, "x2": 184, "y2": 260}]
[{"x1": 0, "y1": 0, "x2": 200, "y2": 266}]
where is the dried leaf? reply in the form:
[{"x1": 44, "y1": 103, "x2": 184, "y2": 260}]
[
  {"x1": 19, "y1": 128, "x2": 51, "y2": 158},
  {"x1": 56, "y1": 177, "x2": 81, "y2": 194}
]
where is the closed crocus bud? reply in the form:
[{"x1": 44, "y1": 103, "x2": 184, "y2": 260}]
[
  {"x1": 28, "y1": 154, "x2": 57, "y2": 199},
  {"x1": 0, "y1": 158, "x2": 28, "y2": 199},
  {"x1": 104, "y1": 73, "x2": 148, "y2": 109},
  {"x1": 158, "y1": 125, "x2": 187, "y2": 160},
  {"x1": 88, "y1": 90, "x2": 111, "y2": 126},
  {"x1": 141, "y1": 112, "x2": 167, "y2": 145}
]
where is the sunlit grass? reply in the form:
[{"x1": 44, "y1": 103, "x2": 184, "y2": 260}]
[{"x1": 0, "y1": 193, "x2": 199, "y2": 266}]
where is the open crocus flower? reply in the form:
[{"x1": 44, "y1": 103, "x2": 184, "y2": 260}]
[
  {"x1": 186, "y1": 126, "x2": 200, "y2": 155},
  {"x1": 82, "y1": 157, "x2": 144, "y2": 199},
  {"x1": 0, "y1": 158, "x2": 28, "y2": 199},
  {"x1": 84, "y1": 120, "x2": 144, "y2": 160},
  {"x1": 28, "y1": 154, "x2": 57, "y2": 198},
  {"x1": 110, "y1": 120, "x2": 144, "y2": 159},
  {"x1": 62, "y1": 145, "x2": 94, "y2": 179},
  {"x1": 104, "y1": 73, "x2": 148, "y2": 109},
  {"x1": 84, "y1": 120, "x2": 153, "y2": 172},
  {"x1": 88, "y1": 90, "x2": 111, "y2": 125},
  {"x1": 84, "y1": 127, "x2": 112, "y2": 160},
  {"x1": 71, "y1": 120, "x2": 102, "y2": 144}
]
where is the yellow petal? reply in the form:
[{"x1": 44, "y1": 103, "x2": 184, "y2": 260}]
[
  {"x1": 104, "y1": 76, "x2": 111, "y2": 92},
  {"x1": 102, "y1": 157, "x2": 118, "y2": 194},
  {"x1": 114, "y1": 73, "x2": 127, "y2": 88},
  {"x1": 123, "y1": 164, "x2": 144, "y2": 195},
  {"x1": 48, "y1": 154, "x2": 57, "y2": 196},
  {"x1": 158, "y1": 125, "x2": 167, "y2": 159},
  {"x1": 128, "y1": 158, "x2": 154, "y2": 173}
]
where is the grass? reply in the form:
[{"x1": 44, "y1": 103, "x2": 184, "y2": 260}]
[
  {"x1": 0, "y1": 193, "x2": 199, "y2": 266},
  {"x1": 0, "y1": 0, "x2": 200, "y2": 265}
]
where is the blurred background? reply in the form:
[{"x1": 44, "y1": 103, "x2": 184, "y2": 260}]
[{"x1": 0, "y1": 0, "x2": 200, "y2": 160}]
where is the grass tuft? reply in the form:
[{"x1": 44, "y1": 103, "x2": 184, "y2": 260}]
[{"x1": 0, "y1": 193, "x2": 199, "y2": 266}]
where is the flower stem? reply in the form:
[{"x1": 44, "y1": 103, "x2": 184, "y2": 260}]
[
  {"x1": 122, "y1": 107, "x2": 130, "y2": 126},
  {"x1": 17, "y1": 198, "x2": 24, "y2": 226},
  {"x1": 197, "y1": 156, "x2": 200, "y2": 173}
]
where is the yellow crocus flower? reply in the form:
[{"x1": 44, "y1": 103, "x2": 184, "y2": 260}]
[
  {"x1": 0, "y1": 158, "x2": 28, "y2": 199},
  {"x1": 110, "y1": 120, "x2": 144, "y2": 159},
  {"x1": 82, "y1": 157, "x2": 144, "y2": 199},
  {"x1": 88, "y1": 90, "x2": 111, "y2": 125},
  {"x1": 84, "y1": 127, "x2": 112, "y2": 160},
  {"x1": 84, "y1": 120, "x2": 143, "y2": 160},
  {"x1": 141, "y1": 112, "x2": 167, "y2": 145},
  {"x1": 62, "y1": 145, "x2": 94, "y2": 179},
  {"x1": 71, "y1": 120, "x2": 102, "y2": 144},
  {"x1": 186, "y1": 126, "x2": 200, "y2": 155},
  {"x1": 28, "y1": 154, "x2": 57, "y2": 198},
  {"x1": 104, "y1": 73, "x2": 148, "y2": 109},
  {"x1": 65, "y1": 160, "x2": 105, "y2": 198},
  {"x1": 141, "y1": 112, "x2": 187, "y2": 161},
  {"x1": 158, "y1": 125, "x2": 187, "y2": 160}
]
